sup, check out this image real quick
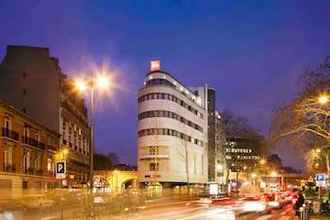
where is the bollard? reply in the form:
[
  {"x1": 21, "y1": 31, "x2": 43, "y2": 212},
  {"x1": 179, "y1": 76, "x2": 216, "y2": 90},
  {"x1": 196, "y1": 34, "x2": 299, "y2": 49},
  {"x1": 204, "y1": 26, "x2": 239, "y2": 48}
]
[
  {"x1": 299, "y1": 206, "x2": 304, "y2": 220},
  {"x1": 299, "y1": 204, "x2": 310, "y2": 220},
  {"x1": 303, "y1": 204, "x2": 307, "y2": 220}
]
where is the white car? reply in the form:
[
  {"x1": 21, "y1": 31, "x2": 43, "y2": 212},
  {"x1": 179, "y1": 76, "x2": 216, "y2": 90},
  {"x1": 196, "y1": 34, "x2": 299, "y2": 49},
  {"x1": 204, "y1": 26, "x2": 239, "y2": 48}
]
[{"x1": 241, "y1": 197, "x2": 271, "y2": 214}]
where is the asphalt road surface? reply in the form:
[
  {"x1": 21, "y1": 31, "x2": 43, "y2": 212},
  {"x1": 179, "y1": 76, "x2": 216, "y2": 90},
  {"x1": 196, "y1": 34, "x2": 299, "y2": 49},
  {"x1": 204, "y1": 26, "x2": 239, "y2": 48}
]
[
  {"x1": 111, "y1": 200, "x2": 298, "y2": 220},
  {"x1": 0, "y1": 198, "x2": 298, "y2": 220}
]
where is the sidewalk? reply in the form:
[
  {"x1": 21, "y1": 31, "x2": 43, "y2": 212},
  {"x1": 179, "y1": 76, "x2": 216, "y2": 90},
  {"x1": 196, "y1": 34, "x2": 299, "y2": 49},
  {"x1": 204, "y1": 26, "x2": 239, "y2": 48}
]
[{"x1": 310, "y1": 215, "x2": 330, "y2": 220}]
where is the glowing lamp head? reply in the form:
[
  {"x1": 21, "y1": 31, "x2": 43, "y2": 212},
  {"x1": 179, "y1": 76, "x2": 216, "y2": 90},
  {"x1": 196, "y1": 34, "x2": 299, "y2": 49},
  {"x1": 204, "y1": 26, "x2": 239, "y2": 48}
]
[
  {"x1": 74, "y1": 79, "x2": 88, "y2": 93},
  {"x1": 216, "y1": 164, "x2": 223, "y2": 171},
  {"x1": 259, "y1": 159, "x2": 266, "y2": 165},
  {"x1": 270, "y1": 171, "x2": 278, "y2": 177},
  {"x1": 62, "y1": 148, "x2": 69, "y2": 156},
  {"x1": 96, "y1": 74, "x2": 111, "y2": 90},
  {"x1": 318, "y1": 95, "x2": 328, "y2": 105}
]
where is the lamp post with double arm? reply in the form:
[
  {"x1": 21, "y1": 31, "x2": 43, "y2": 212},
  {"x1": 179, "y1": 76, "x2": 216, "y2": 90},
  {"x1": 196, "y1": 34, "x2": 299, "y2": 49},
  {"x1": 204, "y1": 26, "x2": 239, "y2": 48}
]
[{"x1": 74, "y1": 74, "x2": 111, "y2": 189}]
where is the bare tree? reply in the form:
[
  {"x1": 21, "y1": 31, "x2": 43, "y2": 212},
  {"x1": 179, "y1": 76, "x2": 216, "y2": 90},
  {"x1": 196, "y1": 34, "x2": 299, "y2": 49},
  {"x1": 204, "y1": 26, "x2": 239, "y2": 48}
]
[{"x1": 270, "y1": 57, "x2": 330, "y2": 173}]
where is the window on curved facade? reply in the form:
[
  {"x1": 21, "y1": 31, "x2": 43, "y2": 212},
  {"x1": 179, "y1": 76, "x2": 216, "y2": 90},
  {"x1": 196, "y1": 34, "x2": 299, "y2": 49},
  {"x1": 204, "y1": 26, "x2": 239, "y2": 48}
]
[
  {"x1": 149, "y1": 162, "x2": 159, "y2": 171},
  {"x1": 145, "y1": 78, "x2": 175, "y2": 88},
  {"x1": 138, "y1": 128, "x2": 204, "y2": 147},
  {"x1": 138, "y1": 110, "x2": 203, "y2": 132},
  {"x1": 138, "y1": 92, "x2": 204, "y2": 119}
]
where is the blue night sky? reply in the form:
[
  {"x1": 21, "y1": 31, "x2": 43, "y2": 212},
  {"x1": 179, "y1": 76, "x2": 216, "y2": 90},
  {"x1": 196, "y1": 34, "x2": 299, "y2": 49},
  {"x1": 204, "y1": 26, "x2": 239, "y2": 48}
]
[{"x1": 1, "y1": 0, "x2": 330, "y2": 169}]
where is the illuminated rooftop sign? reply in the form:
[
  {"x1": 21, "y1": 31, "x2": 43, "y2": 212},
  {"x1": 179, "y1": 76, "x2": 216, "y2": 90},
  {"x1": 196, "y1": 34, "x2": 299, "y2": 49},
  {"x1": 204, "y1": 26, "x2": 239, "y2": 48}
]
[{"x1": 150, "y1": 60, "x2": 160, "y2": 71}]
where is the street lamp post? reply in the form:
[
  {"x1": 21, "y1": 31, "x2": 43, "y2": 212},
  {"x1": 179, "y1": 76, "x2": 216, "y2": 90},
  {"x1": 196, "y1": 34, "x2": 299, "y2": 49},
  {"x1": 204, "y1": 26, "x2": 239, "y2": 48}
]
[
  {"x1": 89, "y1": 83, "x2": 95, "y2": 190},
  {"x1": 317, "y1": 94, "x2": 330, "y2": 174},
  {"x1": 74, "y1": 74, "x2": 111, "y2": 190}
]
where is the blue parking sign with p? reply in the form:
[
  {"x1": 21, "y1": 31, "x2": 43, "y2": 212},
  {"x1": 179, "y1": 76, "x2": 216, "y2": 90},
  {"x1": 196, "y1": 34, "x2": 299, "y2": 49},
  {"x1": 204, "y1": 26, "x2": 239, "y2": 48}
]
[
  {"x1": 315, "y1": 173, "x2": 327, "y2": 187},
  {"x1": 57, "y1": 162, "x2": 65, "y2": 173},
  {"x1": 56, "y1": 161, "x2": 66, "y2": 179},
  {"x1": 315, "y1": 174, "x2": 325, "y2": 181}
]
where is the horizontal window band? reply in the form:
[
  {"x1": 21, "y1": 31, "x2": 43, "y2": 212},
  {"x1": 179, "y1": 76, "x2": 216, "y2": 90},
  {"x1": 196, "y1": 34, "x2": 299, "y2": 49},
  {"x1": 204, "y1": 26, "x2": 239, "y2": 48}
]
[
  {"x1": 138, "y1": 128, "x2": 204, "y2": 147},
  {"x1": 138, "y1": 92, "x2": 204, "y2": 119},
  {"x1": 138, "y1": 110, "x2": 203, "y2": 133}
]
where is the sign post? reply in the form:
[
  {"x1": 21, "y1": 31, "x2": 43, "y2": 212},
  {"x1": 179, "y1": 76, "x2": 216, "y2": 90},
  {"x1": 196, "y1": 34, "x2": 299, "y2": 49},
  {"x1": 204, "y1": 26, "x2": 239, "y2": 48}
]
[
  {"x1": 315, "y1": 173, "x2": 327, "y2": 187},
  {"x1": 315, "y1": 173, "x2": 328, "y2": 202},
  {"x1": 56, "y1": 161, "x2": 66, "y2": 179}
]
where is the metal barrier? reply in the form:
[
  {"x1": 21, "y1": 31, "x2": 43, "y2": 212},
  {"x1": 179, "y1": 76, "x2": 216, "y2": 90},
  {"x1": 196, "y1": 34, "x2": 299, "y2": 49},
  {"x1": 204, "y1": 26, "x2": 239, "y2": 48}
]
[{"x1": 299, "y1": 203, "x2": 310, "y2": 220}]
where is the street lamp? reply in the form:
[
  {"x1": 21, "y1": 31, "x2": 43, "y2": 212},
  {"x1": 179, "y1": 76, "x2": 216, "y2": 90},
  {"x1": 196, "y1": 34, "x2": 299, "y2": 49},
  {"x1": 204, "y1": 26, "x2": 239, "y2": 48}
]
[
  {"x1": 270, "y1": 171, "x2": 278, "y2": 177},
  {"x1": 259, "y1": 159, "x2": 266, "y2": 165},
  {"x1": 318, "y1": 95, "x2": 328, "y2": 105},
  {"x1": 75, "y1": 79, "x2": 88, "y2": 92},
  {"x1": 96, "y1": 74, "x2": 111, "y2": 90},
  {"x1": 74, "y1": 73, "x2": 111, "y2": 189},
  {"x1": 216, "y1": 164, "x2": 224, "y2": 172},
  {"x1": 55, "y1": 148, "x2": 69, "y2": 161}
]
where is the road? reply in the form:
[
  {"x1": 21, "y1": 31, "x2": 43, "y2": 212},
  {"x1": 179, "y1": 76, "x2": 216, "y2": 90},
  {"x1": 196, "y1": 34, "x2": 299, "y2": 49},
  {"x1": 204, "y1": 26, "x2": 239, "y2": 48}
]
[
  {"x1": 111, "y1": 199, "x2": 298, "y2": 220},
  {"x1": 0, "y1": 198, "x2": 299, "y2": 220}
]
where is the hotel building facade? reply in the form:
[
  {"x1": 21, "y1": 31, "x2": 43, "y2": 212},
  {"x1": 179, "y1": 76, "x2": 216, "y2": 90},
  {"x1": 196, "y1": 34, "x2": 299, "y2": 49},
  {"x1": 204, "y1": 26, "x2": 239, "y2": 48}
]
[{"x1": 138, "y1": 61, "x2": 210, "y2": 187}]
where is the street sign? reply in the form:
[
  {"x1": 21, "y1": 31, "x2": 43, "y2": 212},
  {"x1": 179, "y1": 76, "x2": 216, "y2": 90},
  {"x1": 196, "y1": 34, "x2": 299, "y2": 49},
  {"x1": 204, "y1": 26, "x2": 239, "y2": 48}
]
[
  {"x1": 56, "y1": 161, "x2": 66, "y2": 179},
  {"x1": 315, "y1": 173, "x2": 327, "y2": 187}
]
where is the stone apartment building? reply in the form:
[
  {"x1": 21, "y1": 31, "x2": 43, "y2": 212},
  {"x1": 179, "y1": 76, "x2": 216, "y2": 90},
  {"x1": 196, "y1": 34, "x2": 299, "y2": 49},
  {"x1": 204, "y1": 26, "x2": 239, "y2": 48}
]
[
  {"x1": 0, "y1": 45, "x2": 91, "y2": 185},
  {"x1": 0, "y1": 100, "x2": 59, "y2": 198}
]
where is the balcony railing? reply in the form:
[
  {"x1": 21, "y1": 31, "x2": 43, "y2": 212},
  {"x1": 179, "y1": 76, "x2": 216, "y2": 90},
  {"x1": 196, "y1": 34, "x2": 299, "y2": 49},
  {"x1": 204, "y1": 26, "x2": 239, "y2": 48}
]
[
  {"x1": 22, "y1": 136, "x2": 45, "y2": 150},
  {"x1": 3, "y1": 164, "x2": 16, "y2": 172},
  {"x1": 47, "y1": 144, "x2": 58, "y2": 151},
  {"x1": 35, "y1": 169, "x2": 43, "y2": 176},
  {"x1": 24, "y1": 167, "x2": 34, "y2": 175},
  {"x1": 1, "y1": 127, "x2": 19, "y2": 141}
]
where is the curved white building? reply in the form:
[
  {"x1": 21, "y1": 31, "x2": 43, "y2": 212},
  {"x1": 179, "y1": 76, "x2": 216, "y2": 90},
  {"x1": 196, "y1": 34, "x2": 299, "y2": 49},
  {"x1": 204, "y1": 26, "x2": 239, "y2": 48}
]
[{"x1": 137, "y1": 61, "x2": 208, "y2": 187}]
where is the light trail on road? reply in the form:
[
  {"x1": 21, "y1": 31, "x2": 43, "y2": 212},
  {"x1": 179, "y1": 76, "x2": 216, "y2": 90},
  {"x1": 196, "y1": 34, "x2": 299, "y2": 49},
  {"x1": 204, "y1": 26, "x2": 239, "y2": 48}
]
[{"x1": 113, "y1": 200, "x2": 297, "y2": 220}]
